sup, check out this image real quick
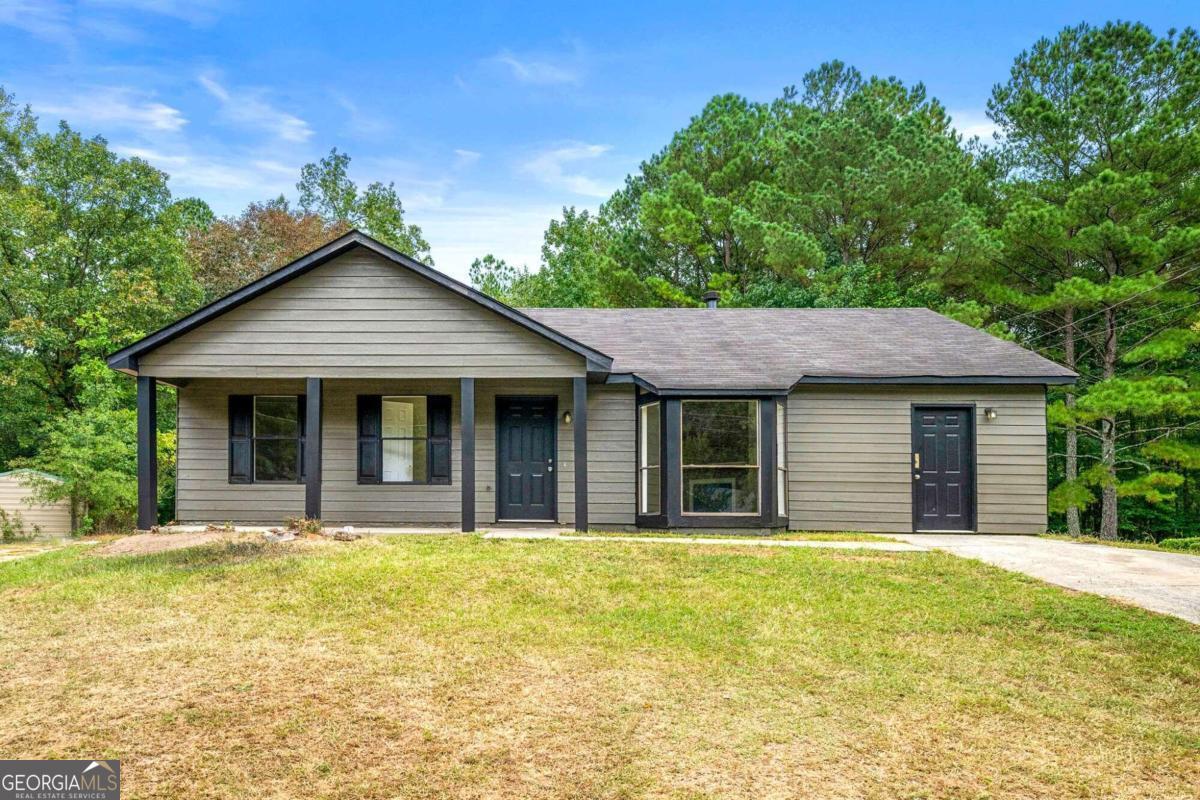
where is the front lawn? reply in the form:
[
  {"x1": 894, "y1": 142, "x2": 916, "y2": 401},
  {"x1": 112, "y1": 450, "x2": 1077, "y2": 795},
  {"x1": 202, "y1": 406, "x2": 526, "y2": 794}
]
[{"x1": 0, "y1": 537, "x2": 1196, "y2": 799}]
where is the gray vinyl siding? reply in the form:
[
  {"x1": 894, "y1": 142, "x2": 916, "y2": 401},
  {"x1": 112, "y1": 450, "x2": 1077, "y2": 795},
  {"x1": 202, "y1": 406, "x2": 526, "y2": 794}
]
[
  {"x1": 176, "y1": 379, "x2": 306, "y2": 523},
  {"x1": 139, "y1": 250, "x2": 586, "y2": 380},
  {"x1": 0, "y1": 473, "x2": 72, "y2": 536},
  {"x1": 174, "y1": 378, "x2": 636, "y2": 528},
  {"x1": 321, "y1": 380, "x2": 462, "y2": 525},
  {"x1": 474, "y1": 380, "x2": 574, "y2": 525},
  {"x1": 786, "y1": 385, "x2": 1047, "y2": 534},
  {"x1": 586, "y1": 384, "x2": 637, "y2": 528}
]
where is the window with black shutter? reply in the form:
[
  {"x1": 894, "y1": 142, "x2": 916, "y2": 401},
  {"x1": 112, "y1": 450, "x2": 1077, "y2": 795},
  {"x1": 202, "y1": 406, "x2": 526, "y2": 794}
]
[
  {"x1": 228, "y1": 394, "x2": 306, "y2": 484},
  {"x1": 357, "y1": 395, "x2": 451, "y2": 485}
]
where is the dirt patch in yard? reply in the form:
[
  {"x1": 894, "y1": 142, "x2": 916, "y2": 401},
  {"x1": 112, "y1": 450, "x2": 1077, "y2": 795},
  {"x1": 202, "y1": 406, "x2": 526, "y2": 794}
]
[{"x1": 96, "y1": 530, "x2": 254, "y2": 557}]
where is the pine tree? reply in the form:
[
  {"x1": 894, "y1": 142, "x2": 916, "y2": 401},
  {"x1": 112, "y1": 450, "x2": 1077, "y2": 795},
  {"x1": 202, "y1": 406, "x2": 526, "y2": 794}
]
[{"x1": 987, "y1": 22, "x2": 1200, "y2": 537}]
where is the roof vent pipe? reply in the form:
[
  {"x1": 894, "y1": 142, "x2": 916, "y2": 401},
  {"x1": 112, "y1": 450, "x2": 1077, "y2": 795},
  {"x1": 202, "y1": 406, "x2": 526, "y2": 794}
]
[{"x1": 702, "y1": 291, "x2": 720, "y2": 309}]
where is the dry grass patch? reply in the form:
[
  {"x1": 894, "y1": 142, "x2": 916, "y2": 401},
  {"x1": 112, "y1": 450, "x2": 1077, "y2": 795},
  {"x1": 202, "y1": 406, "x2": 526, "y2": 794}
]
[{"x1": 0, "y1": 537, "x2": 1196, "y2": 799}]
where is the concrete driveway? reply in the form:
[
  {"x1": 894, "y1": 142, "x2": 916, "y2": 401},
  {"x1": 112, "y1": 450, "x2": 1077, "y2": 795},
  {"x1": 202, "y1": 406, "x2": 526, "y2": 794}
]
[{"x1": 895, "y1": 534, "x2": 1200, "y2": 625}]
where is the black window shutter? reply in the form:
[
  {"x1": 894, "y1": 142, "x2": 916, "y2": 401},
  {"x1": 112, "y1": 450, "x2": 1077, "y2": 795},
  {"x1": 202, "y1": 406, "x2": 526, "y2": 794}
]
[
  {"x1": 297, "y1": 394, "x2": 307, "y2": 482},
  {"x1": 428, "y1": 395, "x2": 452, "y2": 485},
  {"x1": 228, "y1": 395, "x2": 253, "y2": 484},
  {"x1": 357, "y1": 395, "x2": 382, "y2": 484}
]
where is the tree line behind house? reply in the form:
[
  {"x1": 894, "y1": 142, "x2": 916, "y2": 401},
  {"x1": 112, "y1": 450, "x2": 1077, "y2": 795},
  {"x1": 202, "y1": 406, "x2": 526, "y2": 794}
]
[{"x1": 1, "y1": 21, "x2": 1198, "y2": 539}]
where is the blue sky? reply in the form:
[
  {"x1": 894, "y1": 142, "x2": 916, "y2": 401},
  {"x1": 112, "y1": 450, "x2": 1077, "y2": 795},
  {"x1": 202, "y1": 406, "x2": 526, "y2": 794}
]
[{"x1": 0, "y1": 1, "x2": 1194, "y2": 280}]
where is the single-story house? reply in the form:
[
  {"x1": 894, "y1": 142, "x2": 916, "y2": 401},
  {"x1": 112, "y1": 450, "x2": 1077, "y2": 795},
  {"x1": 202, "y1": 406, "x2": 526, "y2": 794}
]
[
  {"x1": 107, "y1": 231, "x2": 1075, "y2": 534},
  {"x1": 0, "y1": 469, "x2": 73, "y2": 537}
]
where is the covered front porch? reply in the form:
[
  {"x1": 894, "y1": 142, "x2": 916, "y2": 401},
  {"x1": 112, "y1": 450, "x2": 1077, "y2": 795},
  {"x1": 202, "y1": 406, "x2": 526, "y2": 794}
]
[{"x1": 136, "y1": 375, "x2": 611, "y2": 533}]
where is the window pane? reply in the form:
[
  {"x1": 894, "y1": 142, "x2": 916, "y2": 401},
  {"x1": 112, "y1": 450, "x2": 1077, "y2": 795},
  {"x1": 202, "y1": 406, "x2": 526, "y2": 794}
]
[
  {"x1": 681, "y1": 400, "x2": 757, "y2": 465},
  {"x1": 777, "y1": 469, "x2": 787, "y2": 516},
  {"x1": 382, "y1": 396, "x2": 427, "y2": 438},
  {"x1": 641, "y1": 467, "x2": 661, "y2": 515},
  {"x1": 683, "y1": 467, "x2": 758, "y2": 514},
  {"x1": 255, "y1": 439, "x2": 298, "y2": 482},
  {"x1": 640, "y1": 403, "x2": 660, "y2": 468},
  {"x1": 383, "y1": 437, "x2": 427, "y2": 482},
  {"x1": 255, "y1": 396, "x2": 298, "y2": 437},
  {"x1": 776, "y1": 401, "x2": 786, "y2": 468}
]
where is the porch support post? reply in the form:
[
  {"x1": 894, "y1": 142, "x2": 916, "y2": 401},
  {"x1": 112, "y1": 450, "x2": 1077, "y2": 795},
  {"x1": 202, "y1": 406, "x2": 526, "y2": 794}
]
[
  {"x1": 136, "y1": 375, "x2": 157, "y2": 530},
  {"x1": 304, "y1": 377, "x2": 323, "y2": 520},
  {"x1": 460, "y1": 378, "x2": 475, "y2": 532},
  {"x1": 573, "y1": 377, "x2": 588, "y2": 532}
]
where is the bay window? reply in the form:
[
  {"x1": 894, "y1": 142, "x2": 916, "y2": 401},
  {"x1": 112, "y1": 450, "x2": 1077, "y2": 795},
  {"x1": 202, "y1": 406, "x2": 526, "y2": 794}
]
[
  {"x1": 776, "y1": 400, "x2": 788, "y2": 517},
  {"x1": 638, "y1": 402, "x2": 661, "y2": 515},
  {"x1": 681, "y1": 400, "x2": 759, "y2": 515}
]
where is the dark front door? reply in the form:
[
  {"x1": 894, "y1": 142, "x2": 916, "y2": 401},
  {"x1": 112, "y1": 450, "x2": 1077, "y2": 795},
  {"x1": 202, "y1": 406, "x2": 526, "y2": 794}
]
[
  {"x1": 911, "y1": 406, "x2": 975, "y2": 532},
  {"x1": 497, "y1": 396, "x2": 557, "y2": 521}
]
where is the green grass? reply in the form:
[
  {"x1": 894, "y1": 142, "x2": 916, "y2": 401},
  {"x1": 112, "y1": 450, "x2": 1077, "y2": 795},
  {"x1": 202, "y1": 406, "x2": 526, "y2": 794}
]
[
  {"x1": 582, "y1": 529, "x2": 893, "y2": 542},
  {"x1": 1039, "y1": 534, "x2": 1192, "y2": 553},
  {"x1": 0, "y1": 537, "x2": 1196, "y2": 799}
]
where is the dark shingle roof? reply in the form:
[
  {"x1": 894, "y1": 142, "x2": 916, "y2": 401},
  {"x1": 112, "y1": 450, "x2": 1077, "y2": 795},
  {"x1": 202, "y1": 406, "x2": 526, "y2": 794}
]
[{"x1": 522, "y1": 307, "x2": 1075, "y2": 391}]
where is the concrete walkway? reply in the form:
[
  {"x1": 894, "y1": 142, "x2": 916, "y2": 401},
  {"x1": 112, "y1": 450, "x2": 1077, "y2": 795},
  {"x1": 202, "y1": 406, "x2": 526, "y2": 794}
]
[
  {"x1": 481, "y1": 530, "x2": 924, "y2": 551},
  {"x1": 894, "y1": 534, "x2": 1200, "y2": 625}
]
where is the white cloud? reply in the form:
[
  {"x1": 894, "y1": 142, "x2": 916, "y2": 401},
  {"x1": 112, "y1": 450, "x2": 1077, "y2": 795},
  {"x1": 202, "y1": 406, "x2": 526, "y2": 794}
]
[
  {"x1": 38, "y1": 88, "x2": 187, "y2": 132},
  {"x1": 0, "y1": 0, "x2": 74, "y2": 46},
  {"x1": 0, "y1": 0, "x2": 223, "y2": 47},
  {"x1": 332, "y1": 92, "x2": 390, "y2": 139},
  {"x1": 113, "y1": 144, "x2": 297, "y2": 193},
  {"x1": 81, "y1": 0, "x2": 225, "y2": 25},
  {"x1": 950, "y1": 109, "x2": 999, "y2": 142},
  {"x1": 199, "y1": 73, "x2": 313, "y2": 143},
  {"x1": 490, "y1": 49, "x2": 579, "y2": 85},
  {"x1": 519, "y1": 142, "x2": 616, "y2": 198},
  {"x1": 454, "y1": 149, "x2": 481, "y2": 168},
  {"x1": 417, "y1": 201, "x2": 566, "y2": 280}
]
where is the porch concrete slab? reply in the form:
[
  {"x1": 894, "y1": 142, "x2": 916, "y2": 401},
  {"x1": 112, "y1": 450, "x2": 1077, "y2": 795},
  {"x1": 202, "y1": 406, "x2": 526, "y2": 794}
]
[
  {"x1": 481, "y1": 530, "x2": 925, "y2": 551},
  {"x1": 893, "y1": 534, "x2": 1200, "y2": 625}
]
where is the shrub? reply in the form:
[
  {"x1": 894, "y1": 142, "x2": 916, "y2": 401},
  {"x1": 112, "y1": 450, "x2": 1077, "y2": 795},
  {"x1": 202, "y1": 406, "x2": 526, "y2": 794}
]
[
  {"x1": 0, "y1": 509, "x2": 39, "y2": 542},
  {"x1": 1158, "y1": 537, "x2": 1200, "y2": 552},
  {"x1": 284, "y1": 517, "x2": 324, "y2": 535}
]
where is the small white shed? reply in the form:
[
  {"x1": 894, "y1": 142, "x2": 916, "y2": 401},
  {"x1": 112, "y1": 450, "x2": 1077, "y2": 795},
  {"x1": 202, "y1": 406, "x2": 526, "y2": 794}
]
[{"x1": 0, "y1": 469, "x2": 73, "y2": 537}]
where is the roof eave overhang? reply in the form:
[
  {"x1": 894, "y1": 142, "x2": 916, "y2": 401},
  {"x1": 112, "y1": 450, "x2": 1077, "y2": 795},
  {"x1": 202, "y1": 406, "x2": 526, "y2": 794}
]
[
  {"x1": 106, "y1": 231, "x2": 613, "y2": 375},
  {"x1": 609, "y1": 372, "x2": 1077, "y2": 395},
  {"x1": 791, "y1": 374, "x2": 1078, "y2": 387}
]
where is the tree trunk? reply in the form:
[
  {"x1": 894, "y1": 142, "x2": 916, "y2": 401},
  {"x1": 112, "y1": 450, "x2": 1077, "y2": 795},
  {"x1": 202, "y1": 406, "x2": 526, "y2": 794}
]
[
  {"x1": 1100, "y1": 419, "x2": 1118, "y2": 539},
  {"x1": 723, "y1": 232, "x2": 732, "y2": 272},
  {"x1": 1063, "y1": 308, "x2": 1081, "y2": 537},
  {"x1": 1099, "y1": 303, "x2": 1119, "y2": 539}
]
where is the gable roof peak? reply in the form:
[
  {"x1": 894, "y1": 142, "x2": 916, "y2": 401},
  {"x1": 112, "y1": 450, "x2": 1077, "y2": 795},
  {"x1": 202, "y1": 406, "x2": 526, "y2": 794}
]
[{"x1": 106, "y1": 229, "x2": 612, "y2": 373}]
